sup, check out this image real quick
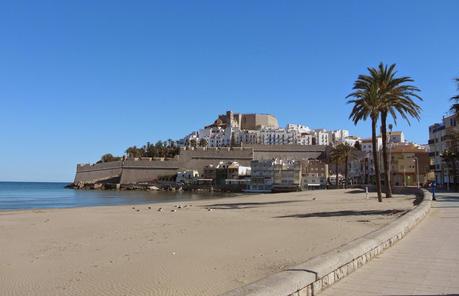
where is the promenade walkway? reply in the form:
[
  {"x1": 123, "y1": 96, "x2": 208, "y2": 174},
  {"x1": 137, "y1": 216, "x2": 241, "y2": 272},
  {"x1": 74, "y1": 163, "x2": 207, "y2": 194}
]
[{"x1": 322, "y1": 192, "x2": 459, "y2": 296}]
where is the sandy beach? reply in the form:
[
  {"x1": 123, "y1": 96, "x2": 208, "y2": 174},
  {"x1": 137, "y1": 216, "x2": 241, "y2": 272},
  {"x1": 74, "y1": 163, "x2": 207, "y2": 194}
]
[{"x1": 0, "y1": 189, "x2": 416, "y2": 296}]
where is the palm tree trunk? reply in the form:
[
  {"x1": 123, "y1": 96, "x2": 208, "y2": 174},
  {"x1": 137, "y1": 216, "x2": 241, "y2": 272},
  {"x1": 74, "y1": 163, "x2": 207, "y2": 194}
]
[
  {"x1": 335, "y1": 160, "x2": 339, "y2": 189},
  {"x1": 381, "y1": 112, "x2": 392, "y2": 198},
  {"x1": 371, "y1": 118, "x2": 383, "y2": 202},
  {"x1": 345, "y1": 155, "x2": 349, "y2": 189},
  {"x1": 453, "y1": 160, "x2": 457, "y2": 192}
]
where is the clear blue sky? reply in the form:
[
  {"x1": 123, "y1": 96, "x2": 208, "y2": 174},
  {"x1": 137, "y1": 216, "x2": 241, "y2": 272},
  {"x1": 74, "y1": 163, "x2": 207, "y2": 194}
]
[{"x1": 1, "y1": 0, "x2": 458, "y2": 182}]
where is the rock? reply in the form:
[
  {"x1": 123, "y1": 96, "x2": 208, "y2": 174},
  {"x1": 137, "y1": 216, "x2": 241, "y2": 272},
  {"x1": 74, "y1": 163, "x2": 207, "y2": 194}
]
[
  {"x1": 158, "y1": 208, "x2": 163, "y2": 212},
  {"x1": 148, "y1": 206, "x2": 151, "y2": 210}
]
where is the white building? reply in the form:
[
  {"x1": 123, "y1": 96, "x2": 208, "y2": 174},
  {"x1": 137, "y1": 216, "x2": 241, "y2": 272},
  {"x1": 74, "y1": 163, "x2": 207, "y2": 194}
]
[
  {"x1": 181, "y1": 112, "x2": 358, "y2": 148},
  {"x1": 328, "y1": 129, "x2": 350, "y2": 143},
  {"x1": 176, "y1": 170, "x2": 200, "y2": 185},
  {"x1": 313, "y1": 129, "x2": 330, "y2": 145},
  {"x1": 249, "y1": 159, "x2": 302, "y2": 192},
  {"x1": 342, "y1": 136, "x2": 361, "y2": 147},
  {"x1": 387, "y1": 131, "x2": 405, "y2": 143},
  {"x1": 249, "y1": 159, "x2": 276, "y2": 192}
]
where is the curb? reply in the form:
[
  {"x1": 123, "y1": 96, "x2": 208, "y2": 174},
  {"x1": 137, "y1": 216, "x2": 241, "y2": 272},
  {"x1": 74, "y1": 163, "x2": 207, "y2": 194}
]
[{"x1": 222, "y1": 189, "x2": 432, "y2": 296}]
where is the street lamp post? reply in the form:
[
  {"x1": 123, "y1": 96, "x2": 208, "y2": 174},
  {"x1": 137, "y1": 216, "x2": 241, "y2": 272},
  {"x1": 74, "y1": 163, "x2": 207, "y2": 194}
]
[
  {"x1": 403, "y1": 167, "x2": 406, "y2": 187},
  {"x1": 388, "y1": 124, "x2": 393, "y2": 187},
  {"x1": 414, "y1": 156, "x2": 420, "y2": 189}
]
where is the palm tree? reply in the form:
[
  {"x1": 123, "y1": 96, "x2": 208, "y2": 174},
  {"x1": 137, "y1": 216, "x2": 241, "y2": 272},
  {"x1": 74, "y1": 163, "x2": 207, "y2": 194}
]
[
  {"x1": 338, "y1": 143, "x2": 359, "y2": 188},
  {"x1": 199, "y1": 138, "x2": 208, "y2": 147},
  {"x1": 125, "y1": 146, "x2": 144, "y2": 158},
  {"x1": 189, "y1": 139, "x2": 197, "y2": 148},
  {"x1": 375, "y1": 63, "x2": 422, "y2": 198},
  {"x1": 330, "y1": 146, "x2": 343, "y2": 188},
  {"x1": 347, "y1": 72, "x2": 383, "y2": 202}
]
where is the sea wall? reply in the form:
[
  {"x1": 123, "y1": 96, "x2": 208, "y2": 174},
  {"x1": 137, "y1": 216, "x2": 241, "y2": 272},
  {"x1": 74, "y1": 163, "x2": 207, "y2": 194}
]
[
  {"x1": 73, "y1": 145, "x2": 326, "y2": 185},
  {"x1": 120, "y1": 159, "x2": 182, "y2": 184},
  {"x1": 74, "y1": 161, "x2": 123, "y2": 184},
  {"x1": 74, "y1": 147, "x2": 255, "y2": 185}
]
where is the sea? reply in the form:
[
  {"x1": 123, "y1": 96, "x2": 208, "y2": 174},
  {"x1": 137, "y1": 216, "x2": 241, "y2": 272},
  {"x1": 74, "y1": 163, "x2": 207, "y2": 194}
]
[{"x1": 0, "y1": 181, "x2": 236, "y2": 211}]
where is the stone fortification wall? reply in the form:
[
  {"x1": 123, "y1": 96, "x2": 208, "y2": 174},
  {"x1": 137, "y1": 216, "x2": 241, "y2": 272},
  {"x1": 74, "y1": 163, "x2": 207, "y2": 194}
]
[
  {"x1": 120, "y1": 159, "x2": 182, "y2": 184},
  {"x1": 74, "y1": 148, "x2": 255, "y2": 185},
  {"x1": 246, "y1": 144, "x2": 327, "y2": 161},
  {"x1": 179, "y1": 147, "x2": 253, "y2": 162},
  {"x1": 74, "y1": 161, "x2": 123, "y2": 183},
  {"x1": 240, "y1": 114, "x2": 279, "y2": 130},
  {"x1": 74, "y1": 146, "x2": 326, "y2": 185}
]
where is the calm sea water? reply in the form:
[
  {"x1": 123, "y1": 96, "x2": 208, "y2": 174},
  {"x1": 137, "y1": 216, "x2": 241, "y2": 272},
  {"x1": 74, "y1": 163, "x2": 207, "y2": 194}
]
[{"x1": 0, "y1": 182, "x2": 236, "y2": 211}]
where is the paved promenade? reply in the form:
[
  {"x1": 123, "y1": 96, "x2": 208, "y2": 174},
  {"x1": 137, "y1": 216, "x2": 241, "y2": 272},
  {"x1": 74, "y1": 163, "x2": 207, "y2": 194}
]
[{"x1": 322, "y1": 192, "x2": 459, "y2": 296}]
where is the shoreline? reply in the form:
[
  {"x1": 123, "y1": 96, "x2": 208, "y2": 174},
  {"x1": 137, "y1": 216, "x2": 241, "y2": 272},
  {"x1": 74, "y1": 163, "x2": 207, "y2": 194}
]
[{"x1": 0, "y1": 190, "x2": 416, "y2": 296}]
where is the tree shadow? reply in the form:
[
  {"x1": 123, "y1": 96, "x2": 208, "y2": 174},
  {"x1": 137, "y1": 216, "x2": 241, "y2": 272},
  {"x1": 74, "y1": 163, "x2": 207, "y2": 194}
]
[
  {"x1": 202, "y1": 200, "x2": 304, "y2": 210},
  {"x1": 275, "y1": 209, "x2": 407, "y2": 219},
  {"x1": 344, "y1": 189, "x2": 366, "y2": 194}
]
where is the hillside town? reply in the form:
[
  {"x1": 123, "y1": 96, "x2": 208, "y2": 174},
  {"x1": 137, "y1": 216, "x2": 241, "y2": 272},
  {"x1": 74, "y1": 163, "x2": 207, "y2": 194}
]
[{"x1": 72, "y1": 110, "x2": 442, "y2": 193}]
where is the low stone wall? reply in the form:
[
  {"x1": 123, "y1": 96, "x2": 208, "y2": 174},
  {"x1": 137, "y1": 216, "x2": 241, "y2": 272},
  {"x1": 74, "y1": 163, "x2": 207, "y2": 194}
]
[{"x1": 222, "y1": 189, "x2": 431, "y2": 296}]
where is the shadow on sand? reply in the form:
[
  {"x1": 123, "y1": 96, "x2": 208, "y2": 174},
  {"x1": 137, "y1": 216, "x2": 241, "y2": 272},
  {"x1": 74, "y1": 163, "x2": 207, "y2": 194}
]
[
  {"x1": 344, "y1": 189, "x2": 366, "y2": 194},
  {"x1": 202, "y1": 200, "x2": 304, "y2": 210},
  {"x1": 275, "y1": 209, "x2": 407, "y2": 219}
]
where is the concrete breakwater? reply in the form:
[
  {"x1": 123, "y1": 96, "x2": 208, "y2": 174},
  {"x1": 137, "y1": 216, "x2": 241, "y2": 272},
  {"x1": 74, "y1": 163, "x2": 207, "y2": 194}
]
[{"x1": 74, "y1": 145, "x2": 326, "y2": 185}]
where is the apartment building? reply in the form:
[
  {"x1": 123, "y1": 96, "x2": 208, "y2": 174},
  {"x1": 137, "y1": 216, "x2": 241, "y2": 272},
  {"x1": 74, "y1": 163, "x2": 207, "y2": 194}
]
[
  {"x1": 249, "y1": 159, "x2": 302, "y2": 192},
  {"x1": 301, "y1": 159, "x2": 328, "y2": 189},
  {"x1": 390, "y1": 144, "x2": 431, "y2": 187},
  {"x1": 429, "y1": 114, "x2": 458, "y2": 187}
]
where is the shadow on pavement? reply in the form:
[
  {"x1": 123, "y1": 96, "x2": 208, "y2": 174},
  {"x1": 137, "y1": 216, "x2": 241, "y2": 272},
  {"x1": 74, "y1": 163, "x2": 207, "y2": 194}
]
[
  {"x1": 436, "y1": 196, "x2": 459, "y2": 202},
  {"x1": 275, "y1": 209, "x2": 407, "y2": 219}
]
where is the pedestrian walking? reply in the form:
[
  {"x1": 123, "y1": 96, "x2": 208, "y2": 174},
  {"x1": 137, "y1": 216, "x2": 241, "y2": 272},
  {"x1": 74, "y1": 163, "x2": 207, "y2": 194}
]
[{"x1": 431, "y1": 181, "x2": 437, "y2": 201}]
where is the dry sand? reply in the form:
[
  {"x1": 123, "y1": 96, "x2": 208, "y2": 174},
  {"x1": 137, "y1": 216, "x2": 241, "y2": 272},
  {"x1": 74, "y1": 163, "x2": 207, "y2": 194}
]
[{"x1": 0, "y1": 189, "x2": 416, "y2": 296}]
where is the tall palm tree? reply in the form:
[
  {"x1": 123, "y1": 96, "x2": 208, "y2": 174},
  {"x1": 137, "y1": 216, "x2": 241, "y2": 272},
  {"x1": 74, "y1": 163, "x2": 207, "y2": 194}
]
[
  {"x1": 347, "y1": 73, "x2": 383, "y2": 202},
  {"x1": 375, "y1": 63, "x2": 422, "y2": 198},
  {"x1": 335, "y1": 142, "x2": 359, "y2": 189},
  {"x1": 330, "y1": 146, "x2": 343, "y2": 188}
]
